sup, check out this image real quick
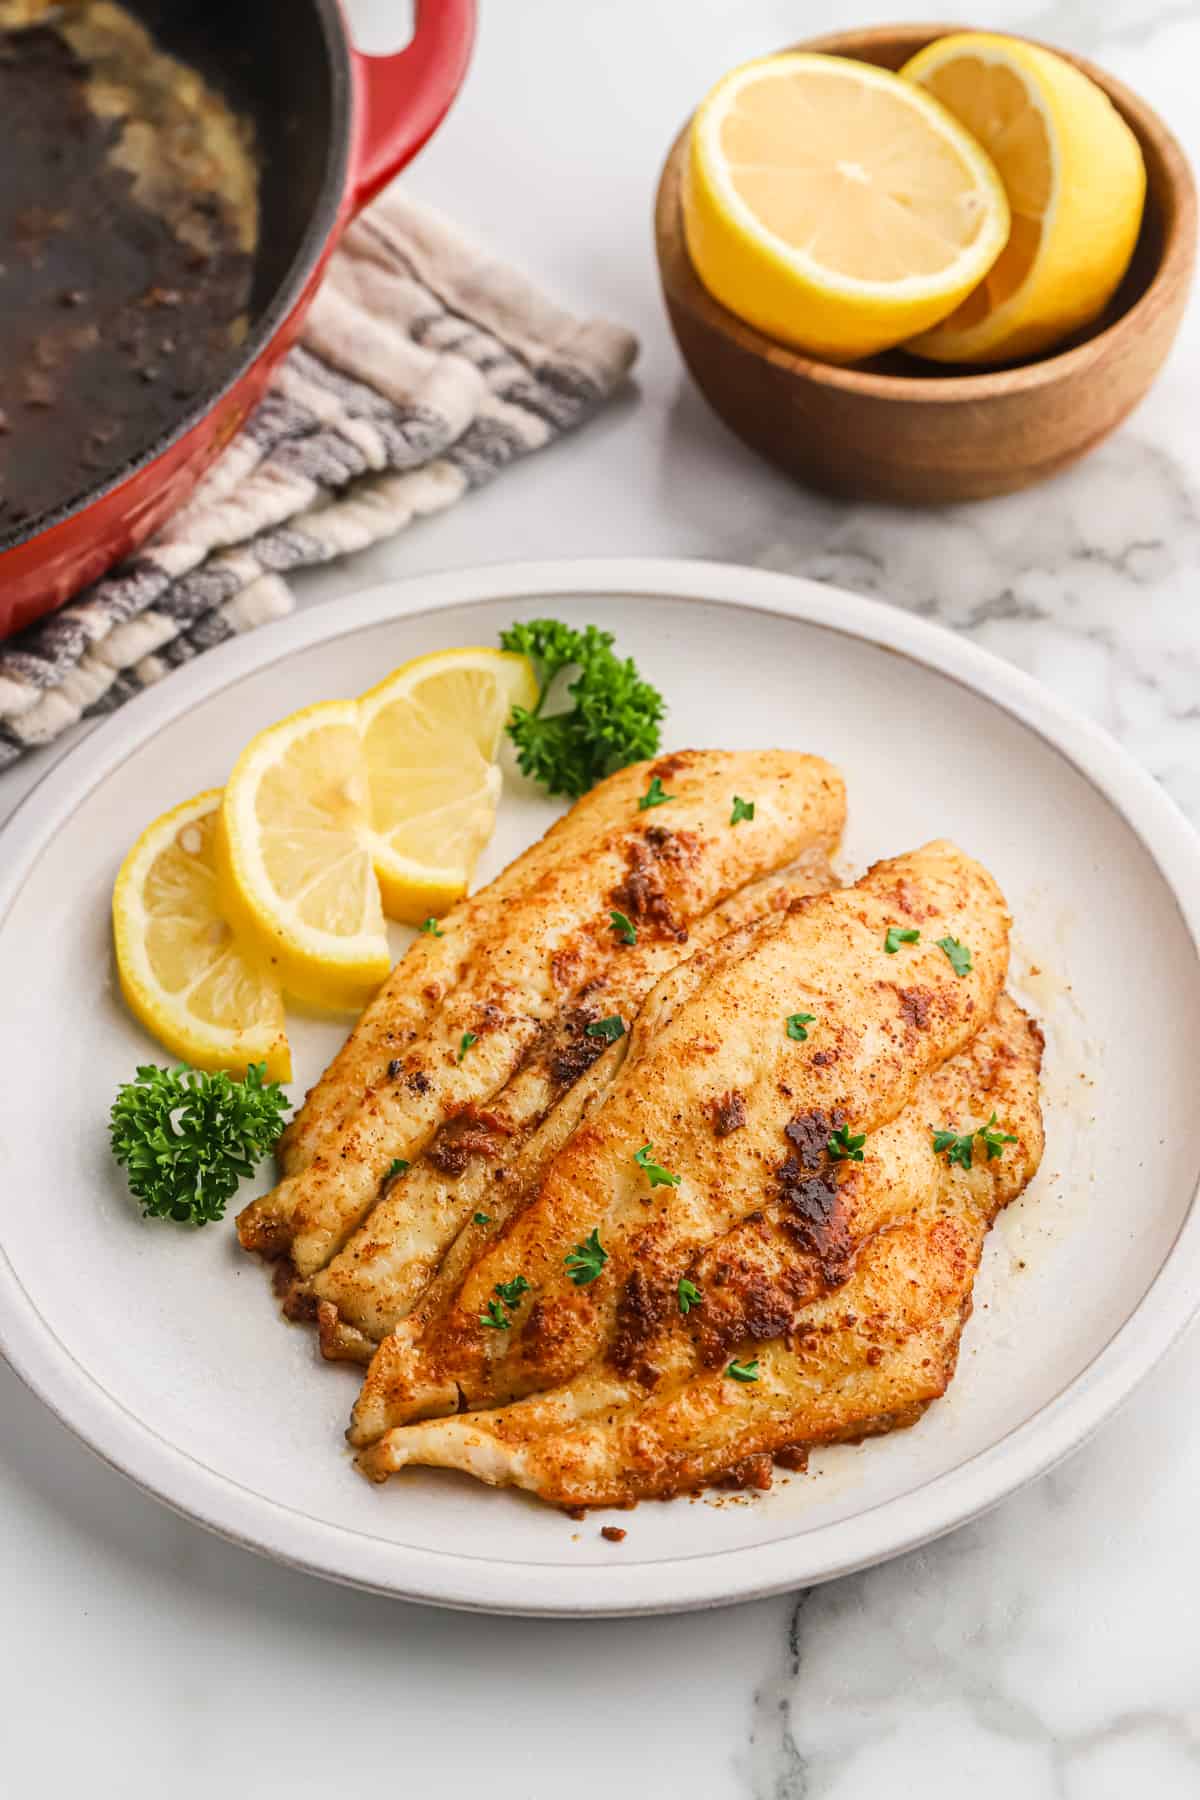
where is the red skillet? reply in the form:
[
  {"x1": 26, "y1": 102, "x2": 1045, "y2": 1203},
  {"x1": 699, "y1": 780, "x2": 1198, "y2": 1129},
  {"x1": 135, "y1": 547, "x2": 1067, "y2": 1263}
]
[{"x1": 0, "y1": 0, "x2": 475, "y2": 641}]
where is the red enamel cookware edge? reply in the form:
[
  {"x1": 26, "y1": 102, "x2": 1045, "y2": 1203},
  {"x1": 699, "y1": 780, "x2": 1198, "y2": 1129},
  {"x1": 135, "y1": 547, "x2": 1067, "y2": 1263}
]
[{"x1": 0, "y1": 0, "x2": 476, "y2": 643}]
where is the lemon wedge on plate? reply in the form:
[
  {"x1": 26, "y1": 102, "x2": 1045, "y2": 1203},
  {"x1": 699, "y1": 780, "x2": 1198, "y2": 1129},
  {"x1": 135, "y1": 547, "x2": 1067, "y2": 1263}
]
[
  {"x1": 682, "y1": 51, "x2": 1011, "y2": 362},
  {"x1": 901, "y1": 34, "x2": 1146, "y2": 364},
  {"x1": 360, "y1": 647, "x2": 537, "y2": 922},
  {"x1": 113, "y1": 790, "x2": 291, "y2": 1079},
  {"x1": 217, "y1": 648, "x2": 534, "y2": 1012},
  {"x1": 217, "y1": 699, "x2": 391, "y2": 1014}
]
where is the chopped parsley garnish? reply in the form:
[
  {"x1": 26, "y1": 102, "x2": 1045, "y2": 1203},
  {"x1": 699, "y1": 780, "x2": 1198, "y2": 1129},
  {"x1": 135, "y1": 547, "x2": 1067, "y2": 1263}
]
[
  {"x1": 419, "y1": 917, "x2": 444, "y2": 937},
  {"x1": 480, "y1": 1275, "x2": 530, "y2": 1329},
  {"x1": 634, "y1": 1142, "x2": 681, "y2": 1187},
  {"x1": 473, "y1": 1211, "x2": 492, "y2": 1226},
  {"x1": 677, "y1": 1278, "x2": 703, "y2": 1316},
  {"x1": 564, "y1": 1227, "x2": 608, "y2": 1286},
  {"x1": 786, "y1": 1011, "x2": 816, "y2": 1042},
  {"x1": 386, "y1": 1158, "x2": 410, "y2": 1181},
  {"x1": 979, "y1": 1113, "x2": 1018, "y2": 1159},
  {"x1": 109, "y1": 1061, "x2": 289, "y2": 1226},
  {"x1": 610, "y1": 909, "x2": 637, "y2": 945},
  {"x1": 639, "y1": 775, "x2": 673, "y2": 811},
  {"x1": 885, "y1": 926, "x2": 920, "y2": 954},
  {"x1": 457, "y1": 1032, "x2": 478, "y2": 1062},
  {"x1": 585, "y1": 1015, "x2": 626, "y2": 1044},
  {"x1": 937, "y1": 936, "x2": 972, "y2": 977},
  {"x1": 935, "y1": 1113, "x2": 1017, "y2": 1170},
  {"x1": 726, "y1": 1358, "x2": 760, "y2": 1383},
  {"x1": 730, "y1": 795, "x2": 755, "y2": 825},
  {"x1": 828, "y1": 1124, "x2": 866, "y2": 1163},
  {"x1": 499, "y1": 619, "x2": 665, "y2": 800},
  {"x1": 932, "y1": 1127, "x2": 975, "y2": 1171}
]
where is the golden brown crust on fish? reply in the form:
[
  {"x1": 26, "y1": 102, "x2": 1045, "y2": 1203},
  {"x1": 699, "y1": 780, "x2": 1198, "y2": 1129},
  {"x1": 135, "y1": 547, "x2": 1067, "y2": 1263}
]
[
  {"x1": 277, "y1": 758, "x2": 694, "y2": 1176},
  {"x1": 239, "y1": 751, "x2": 846, "y2": 1278},
  {"x1": 349, "y1": 840, "x2": 1012, "y2": 1444},
  {"x1": 308, "y1": 866, "x2": 838, "y2": 1354},
  {"x1": 355, "y1": 996, "x2": 1043, "y2": 1503}
]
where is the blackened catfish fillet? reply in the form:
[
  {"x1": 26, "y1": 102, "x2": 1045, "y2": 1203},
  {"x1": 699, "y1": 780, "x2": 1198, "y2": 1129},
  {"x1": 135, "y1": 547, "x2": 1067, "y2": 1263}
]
[
  {"x1": 310, "y1": 866, "x2": 839, "y2": 1361},
  {"x1": 357, "y1": 997, "x2": 1043, "y2": 1503},
  {"x1": 349, "y1": 839, "x2": 1011, "y2": 1443},
  {"x1": 239, "y1": 750, "x2": 846, "y2": 1277}
]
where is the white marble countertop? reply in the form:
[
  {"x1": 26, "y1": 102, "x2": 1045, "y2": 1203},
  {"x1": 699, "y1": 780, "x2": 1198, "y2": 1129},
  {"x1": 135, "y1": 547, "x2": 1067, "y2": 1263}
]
[{"x1": 3, "y1": 1, "x2": 1199, "y2": 1792}]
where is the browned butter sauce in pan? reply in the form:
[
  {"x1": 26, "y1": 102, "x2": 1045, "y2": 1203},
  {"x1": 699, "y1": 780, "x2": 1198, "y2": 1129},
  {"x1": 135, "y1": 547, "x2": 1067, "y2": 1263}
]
[{"x1": 0, "y1": 0, "x2": 259, "y2": 537}]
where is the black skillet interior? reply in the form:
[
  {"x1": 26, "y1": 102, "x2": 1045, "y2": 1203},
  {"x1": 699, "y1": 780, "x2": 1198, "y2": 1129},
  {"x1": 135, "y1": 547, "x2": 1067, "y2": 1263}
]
[
  {"x1": 122, "y1": 0, "x2": 352, "y2": 318},
  {"x1": 0, "y1": 0, "x2": 353, "y2": 550}
]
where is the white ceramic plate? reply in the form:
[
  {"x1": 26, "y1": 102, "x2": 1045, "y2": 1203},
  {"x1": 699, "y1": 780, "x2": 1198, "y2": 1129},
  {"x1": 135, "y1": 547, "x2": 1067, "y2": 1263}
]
[{"x1": 2, "y1": 558, "x2": 1199, "y2": 1616}]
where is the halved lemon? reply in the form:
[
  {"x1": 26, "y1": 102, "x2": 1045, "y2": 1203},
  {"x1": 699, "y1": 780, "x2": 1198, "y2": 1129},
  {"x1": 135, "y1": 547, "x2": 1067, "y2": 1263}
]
[
  {"x1": 113, "y1": 790, "x2": 291, "y2": 1079},
  {"x1": 901, "y1": 34, "x2": 1146, "y2": 364},
  {"x1": 217, "y1": 700, "x2": 391, "y2": 1014},
  {"x1": 359, "y1": 647, "x2": 537, "y2": 923},
  {"x1": 683, "y1": 52, "x2": 1011, "y2": 362}
]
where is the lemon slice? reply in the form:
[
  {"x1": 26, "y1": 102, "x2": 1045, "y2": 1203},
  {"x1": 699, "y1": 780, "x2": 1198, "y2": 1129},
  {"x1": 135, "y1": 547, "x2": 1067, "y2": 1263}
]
[
  {"x1": 901, "y1": 34, "x2": 1146, "y2": 364},
  {"x1": 683, "y1": 52, "x2": 1011, "y2": 362},
  {"x1": 359, "y1": 647, "x2": 537, "y2": 923},
  {"x1": 216, "y1": 651, "x2": 533, "y2": 1011},
  {"x1": 113, "y1": 790, "x2": 291, "y2": 1079},
  {"x1": 218, "y1": 701, "x2": 391, "y2": 1014}
]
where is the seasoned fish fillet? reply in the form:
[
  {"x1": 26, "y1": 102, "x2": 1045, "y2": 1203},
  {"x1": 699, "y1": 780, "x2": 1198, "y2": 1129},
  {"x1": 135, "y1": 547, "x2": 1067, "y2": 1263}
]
[
  {"x1": 278, "y1": 756, "x2": 712, "y2": 1177},
  {"x1": 334, "y1": 901, "x2": 796, "y2": 1369},
  {"x1": 357, "y1": 996, "x2": 1044, "y2": 1502},
  {"x1": 311, "y1": 866, "x2": 838, "y2": 1361},
  {"x1": 349, "y1": 839, "x2": 1011, "y2": 1442},
  {"x1": 240, "y1": 749, "x2": 846, "y2": 1277}
]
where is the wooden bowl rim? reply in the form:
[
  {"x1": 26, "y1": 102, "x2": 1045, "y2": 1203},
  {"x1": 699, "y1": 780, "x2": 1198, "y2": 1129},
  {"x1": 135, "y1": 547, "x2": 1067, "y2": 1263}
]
[{"x1": 656, "y1": 21, "x2": 1198, "y2": 403}]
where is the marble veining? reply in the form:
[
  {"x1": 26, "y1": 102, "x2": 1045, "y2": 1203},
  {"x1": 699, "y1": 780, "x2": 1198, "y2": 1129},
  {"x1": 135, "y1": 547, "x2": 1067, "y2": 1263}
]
[
  {"x1": 748, "y1": 1423, "x2": 1200, "y2": 1798},
  {"x1": 754, "y1": 431, "x2": 1200, "y2": 813},
  {"x1": 1, "y1": 1, "x2": 1198, "y2": 1794}
]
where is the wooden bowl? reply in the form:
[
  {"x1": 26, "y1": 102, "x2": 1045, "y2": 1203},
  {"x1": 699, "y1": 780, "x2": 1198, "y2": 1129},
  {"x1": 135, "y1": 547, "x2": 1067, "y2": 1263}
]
[{"x1": 654, "y1": 23, "x2": 1197, "y2": 505}]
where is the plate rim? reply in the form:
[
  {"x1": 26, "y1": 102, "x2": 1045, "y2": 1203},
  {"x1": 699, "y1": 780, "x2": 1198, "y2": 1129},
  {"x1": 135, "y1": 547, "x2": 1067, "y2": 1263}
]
[{"x1": 2, "y1": 555, "x2": 1199, "y2": 1616}]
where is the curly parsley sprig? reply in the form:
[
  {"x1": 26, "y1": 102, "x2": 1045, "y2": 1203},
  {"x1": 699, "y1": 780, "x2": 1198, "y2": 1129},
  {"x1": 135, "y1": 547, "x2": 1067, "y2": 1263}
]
[
  {"x1": 109, "y1": 1062, "x2": 290, "y2": 1225},
  {"x1": 499, "y1": 619, "x2": 665, "y2": 800}
]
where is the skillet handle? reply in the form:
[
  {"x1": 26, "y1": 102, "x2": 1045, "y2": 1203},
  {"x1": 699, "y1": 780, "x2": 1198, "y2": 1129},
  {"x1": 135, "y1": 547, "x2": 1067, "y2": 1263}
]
[{"x1": 350, "y1": 0, "x2": 476, "y2": 213}]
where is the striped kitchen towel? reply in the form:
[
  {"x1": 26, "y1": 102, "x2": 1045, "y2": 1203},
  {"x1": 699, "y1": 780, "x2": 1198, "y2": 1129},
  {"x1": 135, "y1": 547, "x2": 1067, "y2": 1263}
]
[{"x1": 0, "y1": 190, "x2": 637, "y2": 770}]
